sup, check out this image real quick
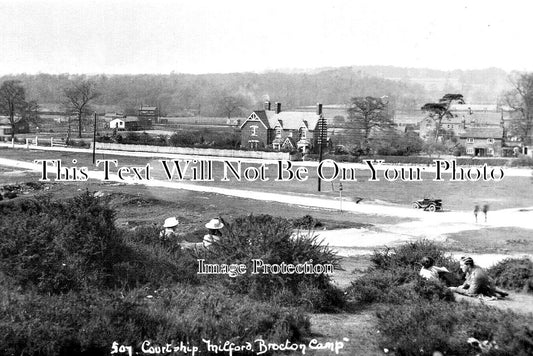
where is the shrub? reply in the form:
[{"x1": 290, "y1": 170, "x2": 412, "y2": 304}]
[
  {"x1": 0, "y1": 193, "x2": 121, "y2": 293},
  {"x1": 292, "y1": 215, "x2": 323, "y2": 229},
  {"x1": 115, "y1": 225, "x2": 199, "y2": 287},
  {"x1": 488, "y1": 258, "x2": 533, "y2": 293},
  {"x1": 376, "y1": 299, "x2": 533, "y2": 356},
  {"x1": 0, "y1": 193, "x2": 199, "y2": 293},
  {"x1": 0, "y1": 285, "x2": 310, "y2": 356},
  {"x1": 196, "y1": 214, "x2": 345, "y2": 311},
  {"x1": 370, "y1": 240, "x2": 460, "y2": 278},
  {"x1": 508, "y1": 155, "x2": 533, "y2": 167},
  {"x1": 346, "y1": 241, "x2": 459, "y2": 305}
]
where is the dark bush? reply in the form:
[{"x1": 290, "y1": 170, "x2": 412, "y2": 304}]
[
  {"x1": 346, "y1": 268, "x2": 455, "y2": 305},
  {"x1": 507, "y1": 155, "x2": 533, "y2": 167},
  {"x1": 346, "y1": 241, "x2": 458, "y2": 305},
  {"x1": 197, "y1": 214, "x2": 345, "y2": 312},
  {"x1": 292, "y1": 215, "x2": 323, "y2": 229},
  {"x1": 488, "y1": 258, "x2": 533, "y2": 293},
  {"x1": 115, "y1": 225, "x2": 199, "y2": 287},
  {"x1": 370, "y1": 240, "x2": 461, "y2": 283},
  {"x1": 0, "y1": 193, "x2": 199, "y2": 293},
  {"x1": 0, "y1": 286, "x2": 310, "y2": 356},
  {"x1": 376, "y1": 299, "x2": 533, "y2": 356},
  {"x1": 0, "y1": 193, "x2": 121, "y2": 293}
]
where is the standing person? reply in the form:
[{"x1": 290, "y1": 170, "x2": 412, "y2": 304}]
[
  {"x1": 473, "y1": 205, "x2": 480, "y2": 223},
  {"x1": 450, "y1": 256, "x2": 508, "y2": 298},
  {"x1": 203, "y1": 218, "x2": 224, "y2": 247},
  {"x1": 160, "y1": 217, "x2": 180, "y2": 241},
  {"x1": 482, "y1": 204, "x2": 489, "y2": 222}
]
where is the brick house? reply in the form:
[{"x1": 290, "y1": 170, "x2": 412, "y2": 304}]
[
  {"x1": 459, "y1": 127, "x2": 504, "y2": 157},
  {"x1": 138, "y1": 106, "x2": 158, "y2": 126},
  {"x1": 240, "y1": 102, "x2": 324, "y2": 152},
  {"x1": 419, "y1": 115, "x2": 467, "y2": 140}
]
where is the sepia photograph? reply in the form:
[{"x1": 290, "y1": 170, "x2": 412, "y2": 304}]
[{"x1": 1, "y1": 1, "x2": 532, "y2": 355}]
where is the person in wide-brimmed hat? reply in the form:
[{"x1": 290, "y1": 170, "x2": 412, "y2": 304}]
[
  {"x1": 160, "y1": 217, "x2": 180, "y2": 240},
  {"x1": 203, "y1": 218, "x2": 224, "y2": 247}
]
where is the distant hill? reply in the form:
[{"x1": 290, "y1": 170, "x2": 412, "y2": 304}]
[
  {"x1": 270, "y1": 65, "x2": 511, "y2": 104},
  {"x1": 0, "y1": 66, "x2": 513, "y2": 117}
]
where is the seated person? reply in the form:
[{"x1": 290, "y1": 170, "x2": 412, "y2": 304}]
[
  {"x1": 160, "y1": 217, "x2": 180, "y2": 240},
  {"x1": 419, "y1": 256, "x2": 449, "y2": 281},
  {"x1": 450, "y1": 256, "x2": 508, "y2": 298},
  {"x1": 203, "y1": 218, "x2": 224, "y2": 247}
]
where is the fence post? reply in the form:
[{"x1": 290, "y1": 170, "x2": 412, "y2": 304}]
[
  {"x1": 11, "y1": 138, "x2": 14, "y2": 148},
  {"x1": 50, "y1": 137, "x2": 53, "y2": 147},
  {"x1": 35, "y1": 136, "x2": 38, "y2": 146},
  {"x1": 26, "y1": 138, "x2": 29, "y2": 148}
]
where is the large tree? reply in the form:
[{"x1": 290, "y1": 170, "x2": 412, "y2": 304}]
[
  {"x1": 63, "y1": 80, "x2": 99, "y2": 138},
  {"x1": 217, "y1": 94, "x2": 249, "y2": 119},
  {"x1": 421, "y1": 94, "x2": 465, "y2": 142},
  {"x1": 0, "y1": 80, "x2": 37, "y2": 139},
  {"x1": 346, "y1": 96, "x2": 393, "y2": 154},
  {"x1": 503, "y1": 72, "x2": 533, "y2": 145}
]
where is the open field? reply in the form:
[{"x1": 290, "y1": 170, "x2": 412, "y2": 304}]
[{"x1": 2, "y1": 147, "x2": 532, "y2": 211}]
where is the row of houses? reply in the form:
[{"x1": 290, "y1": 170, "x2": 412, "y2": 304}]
[{"x1": 239, "y1": 102, "x2": 530, "y2": 157}]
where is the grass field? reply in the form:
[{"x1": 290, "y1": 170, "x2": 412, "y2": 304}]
[
  {"x1": 444, "y1": 227, "x2": 533, "y2": 254},
  {"x1": 2, "y1": 147, "x2": 532, "y2": 211}
]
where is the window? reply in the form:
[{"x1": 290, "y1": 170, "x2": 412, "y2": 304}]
[
  {"x1": 488, "y1": 148, "x2": 494, "y2": 155},
  {"x1": 275, "y1": 127, "x2": 282, "y2": 138},
  {"x1": 487, "y1": 138, "x2": 494, "y2": 144},
  {"x1": 466, "y1": 147, "x2": 474, "y2": 154},
  {"x1": 250, "y1": 125, "x2": 258, "y2": 136},
  {"x1": 299, "y1": 128, "x2": 307, "y2": 139},
  {"x1": 466, "y1": 138, "x2": 474, "y2": 144}
]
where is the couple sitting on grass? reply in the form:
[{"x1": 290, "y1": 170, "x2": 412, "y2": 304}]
[
  {"x1": 160, "y1": 217, "x2": 224, "y2": 249},
  {"x1": 419, "y1": 256, "x2": 508, "y2": 299}
]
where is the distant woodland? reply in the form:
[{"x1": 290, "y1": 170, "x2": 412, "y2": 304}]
[{"x1": 0, "y1": 66, "x2": 511, "y2": 117}]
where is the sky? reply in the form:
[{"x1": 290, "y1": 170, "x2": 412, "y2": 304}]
[{"x1": 0, "y1": 0, "x2": 532, "y2": 75}]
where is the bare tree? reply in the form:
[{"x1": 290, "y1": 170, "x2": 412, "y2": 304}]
[
  {"x1": 421, "y1": 94, "x2": 464, "y2": 142},
  {"x1": 503, "y1": 72, "x2": 533, "y2": 145},
  {"x1": 0, "y1": 80, "x2": 35, "y2": 139},
  {"x1": 346, "y1": 96, "x2": 392, "y2": 154},
  {"x1": 63, "y1": 80, "x2": 99, "y2": 138},
  {"x1": 219, "y1": 95, "x2": 247, "y2": 119}
]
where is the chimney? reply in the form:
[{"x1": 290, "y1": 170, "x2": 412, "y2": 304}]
[
  {"x1": 276, "y1": 102, "x2": 281, "y2": 114},
  {"x1": 264, "y1": 101, "x2": 271, "y2": 111},
  {"x1": 316, "y1": 103, "x2": 323, "y2": 115}
]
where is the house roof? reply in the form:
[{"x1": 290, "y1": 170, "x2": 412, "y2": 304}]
[
  {"x1": 0, "y1": 116, "x2": 24, "y2": 125},
  {"x1": 421, "y1": 116, "x2": 465, "y2": 125},
  {"x1": 124, "y1": 116, "x2": 139, "y2": 122},
  {"x1": 267, "y1": 111, "x2": 320, "y2": 130},
  {"x1": 459, "y1": 127, "x2": 504, "y2": 139},
  {"x1": 140, "y1": 106, "x2": 157, "y2": 110},
  {"x1": 243, "y1": 109, "x2": 321, "y2": 130}
]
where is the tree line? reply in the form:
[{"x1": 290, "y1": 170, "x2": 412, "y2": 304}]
[{"x1": 1, "y1": 70, "x2": 532, "y2": 150}]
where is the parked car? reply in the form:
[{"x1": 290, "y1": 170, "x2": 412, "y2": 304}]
[{"x1": 412, "y1": 198, "x2": 442, "y2": 212}]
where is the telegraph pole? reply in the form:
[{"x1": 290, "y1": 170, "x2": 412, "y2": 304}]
[
  {"x1": 92, "y1": 112, "x2": 97, "y2": 164},
  {"x1": 316, "y1": 104, "x2": 327, "y2": 191}
]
